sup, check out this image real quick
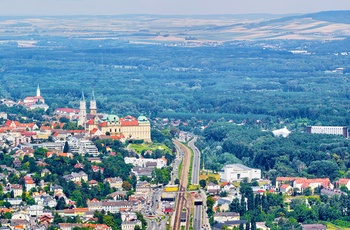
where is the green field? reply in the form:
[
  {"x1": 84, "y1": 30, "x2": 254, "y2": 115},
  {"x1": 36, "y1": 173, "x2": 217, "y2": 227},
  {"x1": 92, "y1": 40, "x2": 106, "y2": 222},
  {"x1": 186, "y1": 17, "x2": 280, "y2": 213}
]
[{"x1": 128, "y1": 143, "x2": 172, "y2": 154}]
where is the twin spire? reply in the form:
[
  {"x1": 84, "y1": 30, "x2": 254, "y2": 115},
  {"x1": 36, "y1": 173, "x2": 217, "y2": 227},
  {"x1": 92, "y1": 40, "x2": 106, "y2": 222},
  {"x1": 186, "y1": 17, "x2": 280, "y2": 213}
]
[{"x1": 80, "y1": 90, "x2": 95, "y2": 102}]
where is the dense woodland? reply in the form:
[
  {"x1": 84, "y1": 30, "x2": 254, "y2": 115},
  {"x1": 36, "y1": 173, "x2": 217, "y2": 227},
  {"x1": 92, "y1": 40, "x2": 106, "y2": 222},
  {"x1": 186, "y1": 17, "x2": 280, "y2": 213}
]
[{"x1": 0, "y1": 35, "x2": 350, "y2": 128}]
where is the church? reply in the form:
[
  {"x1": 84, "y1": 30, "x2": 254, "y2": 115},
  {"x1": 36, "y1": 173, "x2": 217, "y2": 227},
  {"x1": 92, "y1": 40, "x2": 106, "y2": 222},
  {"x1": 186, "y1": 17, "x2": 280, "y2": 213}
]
[
  {"x1": 23, "y1": 85, "x2": 49, "y2": 111},
  {"x1": 78, "y1": 91, "x2": 151, "y2": 142}
]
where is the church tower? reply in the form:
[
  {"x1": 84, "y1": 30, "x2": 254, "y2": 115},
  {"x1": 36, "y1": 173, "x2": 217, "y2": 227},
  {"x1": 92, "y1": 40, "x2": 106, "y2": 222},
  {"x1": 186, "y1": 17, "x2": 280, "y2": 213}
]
[
  {"x1": 90, "y1": 90, "x2": 97, "y2": 116},
  {"x1": 78, "y1": 91, "x2": 87, "y2": 128},
  {"x1": 36, "y1": 85, "x2": 40, "y2": 97}
]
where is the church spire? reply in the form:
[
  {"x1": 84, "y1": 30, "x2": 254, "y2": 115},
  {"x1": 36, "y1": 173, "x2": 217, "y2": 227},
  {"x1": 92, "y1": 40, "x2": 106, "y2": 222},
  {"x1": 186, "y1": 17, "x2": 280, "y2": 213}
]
[
  {"x1": 81, "y1": 90, "x2": 85, "y2": 101},
  {"x1": 78, "y1": 90, "x2": 87, "y2": 128},
  {"x1": 90, "y1": 90, "x2": 97, "y2": 116},
  {"x1": 36, "y1": 85, "x2": 40, "y2": 97}
]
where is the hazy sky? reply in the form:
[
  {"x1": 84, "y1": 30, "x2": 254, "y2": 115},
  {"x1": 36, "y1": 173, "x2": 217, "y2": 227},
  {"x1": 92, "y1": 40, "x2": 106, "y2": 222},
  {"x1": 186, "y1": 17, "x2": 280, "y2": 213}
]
[{"x1": 1, "y1": 0, "x2": 350, "y2": 16}]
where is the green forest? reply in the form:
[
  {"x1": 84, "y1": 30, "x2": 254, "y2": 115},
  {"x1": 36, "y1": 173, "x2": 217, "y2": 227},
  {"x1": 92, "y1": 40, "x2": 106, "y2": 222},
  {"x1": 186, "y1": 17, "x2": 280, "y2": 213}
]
[{"x1": 0, "y1": 36, "x2": 350, "y2": 128}]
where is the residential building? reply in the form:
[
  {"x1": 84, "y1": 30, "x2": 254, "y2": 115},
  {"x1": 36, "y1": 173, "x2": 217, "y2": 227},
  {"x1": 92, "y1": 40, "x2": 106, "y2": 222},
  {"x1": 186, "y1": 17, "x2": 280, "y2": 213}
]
[
  {"x1": 220, "y1": 164, "x2": 261, "y2": 182},
  {"x1": 121, "y1": 220, "x2": 142, "y2": 230},
  {"x1": 207, "y1": 182, "x2": 220, "y2": 195},
  {"x1": 213, "y1": 212, "x2": 240, "y2": 223},
  {"x1": 301, "y1": 224, "x2": 327, "y2": 230},
  {"x1": 104, "y1": 177, "x2": 123, "y2": 189},
  {"x1": 124, "y1": 157, "x2": 167, "y2": 169},
  {"x1": 336, "y1": 178, "x2": 350, "y2": 190},
  {"x1": 279, "y1": 184, "x2": 293, "y2": 195},
  {"x1": 307, "y1": 126, "x2": 348, "y2": 138}
]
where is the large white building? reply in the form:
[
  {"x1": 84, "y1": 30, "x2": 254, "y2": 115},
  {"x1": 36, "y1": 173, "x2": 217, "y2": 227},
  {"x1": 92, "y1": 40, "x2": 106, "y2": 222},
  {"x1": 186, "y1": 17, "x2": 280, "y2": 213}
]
[
  {"x1": 124, "y1": 157, "x2": 167, "y2": 169},
  {"x1": 307, "y1": 126, "x2": 348, "y2": 138},
  {"x1": 219, "y1": 164, "x2": 261, "y2": 182}
]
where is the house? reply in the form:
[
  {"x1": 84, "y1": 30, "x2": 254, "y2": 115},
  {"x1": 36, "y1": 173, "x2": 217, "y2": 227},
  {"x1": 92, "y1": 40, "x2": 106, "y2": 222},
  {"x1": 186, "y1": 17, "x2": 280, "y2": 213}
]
[
  {"x1": 301, "y1": 224, "x2": 327, "y2": 230},
  {"x1": 336, "y1": 178, "x2": 350, "y2": 190},
  {"x1": 23, "y1": 175, "x2": 36, "y2": 191},
  {"x1": 104, "y1": 177, "x2": 123, "y2": 189},
  {"x1": 41, "y1": 168, "x2": 51, "y2": 177},
  {"x1": 212, "y1": 220, "x2": 247, "y2": 230},
  {"x1": 63, "y1": 171, "x2": 88, "y2": 182},
  {"x1": 221, "y1": 182, "x2": 235, "y2": 192},
  {"x1": 27, "y1": 205, "x2": 44, "y2": 216},
  {"x1": 293, "y1": 178, "x2": 332, "y2": 193},
  {"x1": 87, "y1": 199, "x2": 132, "y2": 213},
  {"x1": 92, "y1": 165, "x2": 104, "y2": 173},
  {"x1": 121, "y1": 212, "x2": 137, "y2": 221},
  {"x1": 121, "y1": 220, "x2": 142, "y2": 230},
  {"x1": 275, "y1": 177, "x2": 306, "y2": 188},
  {"x1": 321, "y1": 188, "x2": 347, "y2": 197},
  {"x1": 279, "y1": 184, "x2": 293, "y2": 195},
  {"x1": 5, "y1": 198, "x2": 22, "y2": 206},
  {"x1": 207, "y1": 182, "x2": 220, "y2": 195},
  {"x1": 219, "y1": 164, "x2": 261, "y2": 182},
  {"x1": 213, "y1": 212, "x2": 240, "y2": 223},
  {"x1": 4, "y1": 184, "x2": 23, "y2": 197},
  {"x1": 59, "y1": 223, "x2": 112, "y2": 230},
  {"x1": 89, "y1": 180, "x2": 99, "y2": 187}
]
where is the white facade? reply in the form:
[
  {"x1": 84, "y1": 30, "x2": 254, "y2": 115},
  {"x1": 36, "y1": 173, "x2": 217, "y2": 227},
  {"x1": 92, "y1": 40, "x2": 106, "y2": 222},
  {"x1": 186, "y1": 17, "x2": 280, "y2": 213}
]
[
  {"x1": 220, "y1": 164, "x2": 261, "y2": 182},
  {"x1": 124, "y1": 157, "x2": 167, "y2": 168},
  {"x1": 307, "y1": 126, "x2": 348, "y2": 138}
]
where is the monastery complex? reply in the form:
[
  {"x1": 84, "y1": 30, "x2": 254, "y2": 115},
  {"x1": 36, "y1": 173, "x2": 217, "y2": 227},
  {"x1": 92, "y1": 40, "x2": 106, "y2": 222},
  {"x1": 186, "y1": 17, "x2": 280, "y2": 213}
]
[{"x1": 77, "y1": 91, "x2": 151, "y2": 142}]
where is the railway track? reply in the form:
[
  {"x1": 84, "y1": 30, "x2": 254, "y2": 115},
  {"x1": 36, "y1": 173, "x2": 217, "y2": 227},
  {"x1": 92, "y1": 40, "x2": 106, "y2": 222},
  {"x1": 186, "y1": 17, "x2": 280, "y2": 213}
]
[{"x1": 172, "y1": 140, "x2": 191, "y2": 230}]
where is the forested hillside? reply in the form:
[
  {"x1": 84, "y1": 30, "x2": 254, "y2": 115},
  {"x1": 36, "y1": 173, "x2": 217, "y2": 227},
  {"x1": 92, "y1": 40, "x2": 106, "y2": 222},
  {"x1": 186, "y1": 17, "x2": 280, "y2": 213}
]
[
  {"x1": 0, "y1": 37, "x2": 350, "y2": 128},
  {"x1": 197, "y1": 123, "x2": 350, "y2": 182}
]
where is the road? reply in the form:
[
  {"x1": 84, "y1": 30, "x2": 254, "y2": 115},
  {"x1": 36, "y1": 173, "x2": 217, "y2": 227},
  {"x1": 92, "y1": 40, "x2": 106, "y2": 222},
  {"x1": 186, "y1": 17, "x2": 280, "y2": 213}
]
[
  {"x1": 172, "y1": 139, "x2": 191, "y2": 230},
  {"x1": 188, "y1": 136, "x2": 200, "y2": 185},
  {"x1": 193, "y1": 205, "x2": 202, "y2": 230}
]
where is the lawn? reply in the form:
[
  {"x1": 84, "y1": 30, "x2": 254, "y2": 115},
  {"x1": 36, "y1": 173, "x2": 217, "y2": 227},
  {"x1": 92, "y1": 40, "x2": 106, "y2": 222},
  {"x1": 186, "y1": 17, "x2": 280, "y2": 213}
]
[
  {"x1": 128, "y1": 142, "x2": 172, "y2": 154},
  {"x1": 199, "y1": 172, "x2": 220, "y2": 182}
]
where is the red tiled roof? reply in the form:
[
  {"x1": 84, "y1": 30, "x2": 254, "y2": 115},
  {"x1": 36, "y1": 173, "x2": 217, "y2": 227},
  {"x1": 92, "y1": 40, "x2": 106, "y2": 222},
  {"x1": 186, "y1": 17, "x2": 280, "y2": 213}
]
[
  {"x1": 111, "y1": 134, "x2": 125, "y2": 139},
  {"x1": 276, "y1": 177, "x2": 306, "y2": 181},
  {"x1": 91, "y1": 128, "x2": 99, "y2": 134},
  {"x1": 55, "y1": 108, "x2": 80, "y2": 113},
  {"x1": 280, "y1": 184, "x2": 291, "y2": 189},
  {"x1": 99, "y1": 121, "x2": 108, "y2": 127},
  {"x1": 338, "y1": 178, "x2": 350, "y2": 185},
  {"x1": 120, "y1": 116, "x2": 139, "y2": 126},
  {"x1": 87, "y1": 119, "x2": 95, "y2": 125}
]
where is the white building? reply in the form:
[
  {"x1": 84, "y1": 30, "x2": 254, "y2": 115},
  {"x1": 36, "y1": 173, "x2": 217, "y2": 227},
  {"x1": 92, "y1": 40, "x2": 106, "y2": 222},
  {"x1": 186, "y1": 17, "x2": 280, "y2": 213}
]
[
  {"x1": 307, "y1": 126, "x2": 348, "y2": 138},
  {"x1": 124, "y1": 157, "x2": 167, "y2": 169},
  {"x1": 272, "y1": 127, "x2": 291, "y2": 138},
  {"x1": 220, "y1": 164, "x2": 261, "y2": 182}
]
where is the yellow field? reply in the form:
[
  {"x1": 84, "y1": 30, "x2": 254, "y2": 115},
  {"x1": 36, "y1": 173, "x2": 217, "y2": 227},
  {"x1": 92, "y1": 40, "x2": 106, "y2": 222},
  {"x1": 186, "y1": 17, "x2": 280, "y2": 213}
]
[
  {"x1": 199, "y1": 172, "x2": 220, "y2": 181},
  {"x1": 187, "y1": 185, "x2": 200, "y2": 191},
  {"x1": 164, "y1": 185, "x2": 179, "y2": 192}
]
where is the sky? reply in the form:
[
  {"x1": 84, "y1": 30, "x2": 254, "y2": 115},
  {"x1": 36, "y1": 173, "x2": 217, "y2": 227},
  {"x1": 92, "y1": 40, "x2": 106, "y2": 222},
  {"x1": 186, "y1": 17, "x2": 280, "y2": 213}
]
[{"x1": 1, "y1": 0, "x2": 350, "y2": 16}]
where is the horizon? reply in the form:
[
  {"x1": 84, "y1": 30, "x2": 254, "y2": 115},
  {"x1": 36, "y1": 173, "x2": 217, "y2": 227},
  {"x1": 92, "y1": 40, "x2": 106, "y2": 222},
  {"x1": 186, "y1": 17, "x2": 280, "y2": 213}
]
[{"x1": 1, "y1": 0, "x2": 350, "y2": 16}]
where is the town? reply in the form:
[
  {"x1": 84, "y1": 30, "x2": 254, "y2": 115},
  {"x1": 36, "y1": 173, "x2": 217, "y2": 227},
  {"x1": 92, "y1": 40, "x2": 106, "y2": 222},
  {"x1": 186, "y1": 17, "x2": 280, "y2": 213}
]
[{"x1": 0, "y1": 85, "x2": 350, "y2": 230}]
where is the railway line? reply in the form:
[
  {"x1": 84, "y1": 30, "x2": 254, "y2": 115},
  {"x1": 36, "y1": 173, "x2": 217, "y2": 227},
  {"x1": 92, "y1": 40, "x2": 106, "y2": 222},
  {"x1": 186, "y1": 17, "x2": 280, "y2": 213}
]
[{"x1": 172, "y1": 140, "x2": 191, "y2": 230}]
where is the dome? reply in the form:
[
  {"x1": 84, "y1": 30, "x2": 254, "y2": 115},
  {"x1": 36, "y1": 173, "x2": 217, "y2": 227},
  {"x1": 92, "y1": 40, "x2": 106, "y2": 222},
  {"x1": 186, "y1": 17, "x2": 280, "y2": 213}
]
[
  {"x1": 107, "y1": 115, "x2": 119, "y2": 122},
  {"x1": 138, "y1": 116, "x2": 148, "y2": 122}
]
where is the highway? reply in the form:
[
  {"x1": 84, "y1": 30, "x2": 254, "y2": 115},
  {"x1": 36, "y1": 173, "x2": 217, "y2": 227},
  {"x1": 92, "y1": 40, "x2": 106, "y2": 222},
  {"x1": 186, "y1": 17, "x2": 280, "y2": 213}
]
[
  {"x1": 188, "y1": 136, "x2": 200, "y2": 185},
  {"x1": 194, "y1": 205, "x2": 202, "y2": 230},
  {"x1": 172, "y1": 139, "x2": 191, "y2": 230}
]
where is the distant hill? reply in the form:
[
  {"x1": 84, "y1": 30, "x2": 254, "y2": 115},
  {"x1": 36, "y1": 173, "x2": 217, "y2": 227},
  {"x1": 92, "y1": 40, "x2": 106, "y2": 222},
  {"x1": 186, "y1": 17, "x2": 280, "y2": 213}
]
[
  {"x1": 304, "y1": 10, "x2": 350, "y2": 24},
  {"x1": 258, "y1": 10, "x2": 350, "y2": 26}
]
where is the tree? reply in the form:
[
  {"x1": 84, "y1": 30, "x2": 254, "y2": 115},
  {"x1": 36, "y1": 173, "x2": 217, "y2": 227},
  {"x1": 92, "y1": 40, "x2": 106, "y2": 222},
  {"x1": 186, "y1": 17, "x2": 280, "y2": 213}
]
[
  {"x1": 63, "y1": 141, "x2": 70, "y2": 153},
  {"x1": 122, "y1": 181, "x2": 132, "y2": 191},
  {"x1": 307, "y1": 160, "x2": 339, "y2": 180},
  {"x1": 199, "y1": 179, "x2": 206, "y2": 188},
  {"x1": 303, "y1": 187, "x2": 312, "y2": 196},
  {"x1": 134, "y1": 225, "x2": 141, "y2": 230}
]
